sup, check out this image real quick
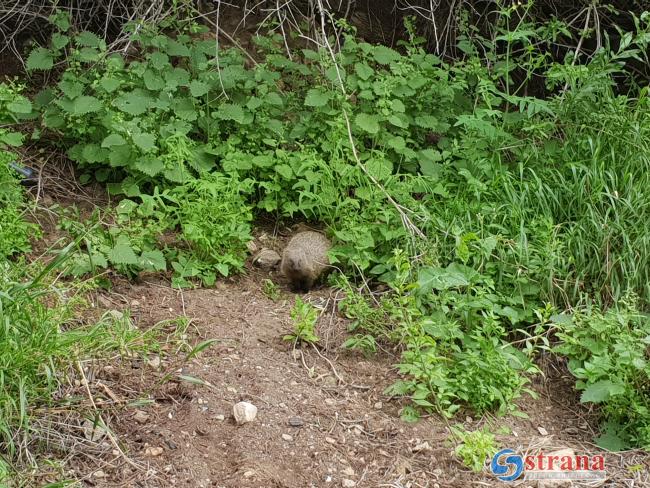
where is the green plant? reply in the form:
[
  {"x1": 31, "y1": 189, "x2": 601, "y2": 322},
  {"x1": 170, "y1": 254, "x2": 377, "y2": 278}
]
[
  {"x1": 553, "y1": 296, "x2": 650, "y2": 450},
  {"x1": 284, "y1": 297, "x2": 320, "y2": 345},
  {"x1": 452, "y1": 425, "x2": 498, "y2": 472},
  {"x1": 262, "y1": 279, "x2": 281, "y2": 301}
]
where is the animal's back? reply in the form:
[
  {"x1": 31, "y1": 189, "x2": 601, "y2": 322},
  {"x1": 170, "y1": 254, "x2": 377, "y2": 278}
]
[{"x1": 281, "y1": 231, "x2": 331, "y2": 292}]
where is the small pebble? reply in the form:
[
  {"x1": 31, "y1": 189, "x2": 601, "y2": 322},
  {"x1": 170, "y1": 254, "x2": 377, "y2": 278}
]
[{"x1": 282, "y1": 434, "x2": 293, "y2": 442}]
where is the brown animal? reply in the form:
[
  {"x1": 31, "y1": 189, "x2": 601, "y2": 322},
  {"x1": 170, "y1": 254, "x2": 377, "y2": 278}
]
[{"x1": 281, "y1": 231, "x2": 331, "y2": 293}]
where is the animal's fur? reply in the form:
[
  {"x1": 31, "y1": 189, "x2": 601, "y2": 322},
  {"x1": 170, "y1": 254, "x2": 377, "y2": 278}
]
[{"x1": 280, "y1": 231, "x2": 331, "y2": 293}]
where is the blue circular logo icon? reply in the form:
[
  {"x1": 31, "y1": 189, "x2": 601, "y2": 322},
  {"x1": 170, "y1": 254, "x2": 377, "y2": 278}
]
[{"x1": 490, "y1": 448, "x2": 524, "y2": 481}]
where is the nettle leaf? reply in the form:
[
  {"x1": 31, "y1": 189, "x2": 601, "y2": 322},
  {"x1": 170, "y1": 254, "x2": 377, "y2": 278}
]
[
  {"x1": 388, "y1": 114, "x2": 409, "y2": 129},
  {"x1": 172, "y1": 97, "x2": 197, "y2": 121},
  {"x1": 140, "y1": 250, "x2": 166, "y2": 271},
  {"x1": 387, "y1": 136, "x2": 406, "y2": 151},
  {"x1": 143, "y1": 70, "x2": 165, "y2": 91},
  {"x1": 75, "y1": 31, "x2": 105, "y2": 49},
  {"x1": 166, "y1": 39, "x2": 191, "y2": 57},
  {"x1": 80, "y1": 143, "x2": 108, "y2": 163},
  {"x1": 415, "y1": 115, "x2": 439, "y2": 129},
  {"x1": 216, "y1": 103, "x2": 245, "y2": 123},
  {"x1": 189, "y1": 80, "x2": 209, "y2": 97},
  {"x1": 149, "y1": 51, "x2": 170, "y2": 70},
  {"x1": 78, "y1": 47, "x2": 101, "y2": 62},
  {"x1": 580, "y1": 380, "x2": 626, "y2": 404},
  {"x1": 58, "y1": 80, "x2": 85, "y2": 98},
  {"x1": 108, "y1": 235, "x2": 139, "y2": 265},
  {"x1": 52, "y1": 33, "x2": 69, "y2": 50},
  {"x1": 134, "y1": 155, "x2": 164, "y2": 177},
  {"x1": 69, "y1": 95, "x2": 102, "y2": 115},
  {"x1": 101, "y1": 133, "x2": 126, "y2": 148},
  {"x1": 372, "y1": 45, "x2": 401, "y2": 64},
  {"x1": 0, "y1": 131, "x2": 24, "y2": 147},
  {"x1": 113, "y1": 90, "x2": 152, "y2": 115},
  {"x1": 355, "y1": 113, "x2": 381, "y2": 134},
  {"x1": 354, "y1": 62, "x2": 374, "y2": 80},
  {"x1": 99, "y1": 76, "x2": 121, "y2": 93},
  {"x1": 165, "y1": 67, "x2": 190, "y2": 89},
  {"x1": 7, "y1": 98, "x2": 32, "y2": 114},
  {"x1": 133, "y1": 133, "x2": 157, "y2": 152},
  {"x1": 417, "y1": 263, "x2": 480, "y2": 293},
  {"x1": 265, "y1": 92, "x2": 283, "y2": 106},
  {"x1": 305, "y1": 88, "x2": 331, "y2": 107},
  {"x1": 275, "y1": 164, "x2": 293, "y2": 179},
  {"x1": 26, "y1": 48, "x2": 54, "y2": 71},
  {"x1": 366, "y1": 158, "x2": 393, "y2": 180}
]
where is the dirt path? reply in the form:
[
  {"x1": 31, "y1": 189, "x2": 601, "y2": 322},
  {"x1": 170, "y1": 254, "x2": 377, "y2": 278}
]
[{"x1": 66, "y1": 268, "x2": 649, "y2": 488}]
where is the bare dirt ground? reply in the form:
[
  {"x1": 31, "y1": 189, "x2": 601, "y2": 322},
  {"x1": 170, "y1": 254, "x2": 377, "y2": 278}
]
[{"x1": 61, "y1": 263, "x2": 649, "y2": 488}]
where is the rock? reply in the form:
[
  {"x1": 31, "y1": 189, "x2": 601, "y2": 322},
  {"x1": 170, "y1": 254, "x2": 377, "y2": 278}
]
[
  {"x1": 93, "y1": 470, "x2": 107, "y2": 478},
  {"x1": 145, "y1": 446, "x2": 164, "y2": 457},
  {"x1": 325, "y1": 436, "x2": 337, "y2": 445},
  {"x1": 537, "y1": 426, "x2": 549, "y2": 436},
  {"x1": 133, "y1": 410, "x2": 150, "y2": 424},
  {"x1": 341, "y1": 466, "x2": 355, "y2": 476},
  {"x1": 246, "y1": 240, "x2": 259, "y2": 254},
  {"x1": 147, "y1": 355, "x2": 161, "y2": 369},
  {"x1": 233, "y1": 401, "x2": 258, "y2": 424},
  {"x1": 282, "y1": 434, "x2": 293, "y2": 442},
  {"x1": 82, "y1": 419, "x2": 108, "y2": 442},
  {"x1": 288, "y1": 416, "x2": 304, "y2": 427},
  {"x1": 215, "y1": 414, "x2": 225, "y2": 421},
  {"x1": 373, "y1": 401, "x2": 383, "y2": 409},
  {"x1": 342, "y1": 479, "x2": 356, "y2": 487},
  {"x1": 411, "y1": 441, "x2": 431, "y2": 453},
  {"x1": 243, "y1": 470, "x2": 255, "y2": 478},
  {"x1": 253, "y1": 249, "x2": 281, "y2": 270}
]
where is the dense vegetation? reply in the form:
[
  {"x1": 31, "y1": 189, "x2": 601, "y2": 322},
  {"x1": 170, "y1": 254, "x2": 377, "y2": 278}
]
[{"x1": 1, "y1": 2, "x2": 650, "y2": 481}]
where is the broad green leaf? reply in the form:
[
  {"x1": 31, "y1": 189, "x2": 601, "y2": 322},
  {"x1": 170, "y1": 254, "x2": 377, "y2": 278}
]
[
  {"x1": 366, "y1": 158, "x2": 392, "y2": 180},
  {"x1": 172, "y1": 97, "x2": 197, "y2": 121},
  {"x1": 69, "y1": 95, "x2": 102, "y2": 115},
  {"x1": 143, "y1": 70, "x2": 165, "y2": 90},
  {"x1": 354, "y1": 62, "x2": 374, "y2": 80},
  {"x1": 132, "y1": 133, "x2": 156, "y2": 152},
  {"x1": 189, "y1": 80, "x2": 209, "y2": 97},
  {"x1": 101, "y1": 134, "x2": 126, "y2": 148},
  {"x1": 265, "y1": 92, "x2": 283, "y2": 106},
  {"x1": 355, "y1": 113, "x2": 381, "y2": 134},
  {"x1": 134, "y1": 156, "x2": 164, "y2": 177},
  {"x1": 75, "y1": 31, "x2": 105, "y2": 49},
  {"x1": 166, "y1": 40, "x2": 191, "y2": 57},
  {"x1": 52, "y1": 33, "x2": 69, "y2": 50},
  {"x1": 107, "y1": 236, "x2": 139, "y2": 265},
  {"x1": 304, "y1": 88, "x2": 331, "y2": 107},
  {"x1": 580, "y1": 380, "x2": 625, "y2": 404},
  {"x1": 26, "y1": 48, "x2": 54, "y2": 71},
  {"x1": 113, "y1": 90, "x2": 152, "y2": 115},
  {"x1": 415, "y1": 115, "x2": 439, "y2": 129},
  {"x1": 140, "y1": 250, "x2": 166, "y2": 271},
  {"x1": 216, "y1": 103, "x2": 245, "y2": 123},
  {"x1": 275, "y1": 164, "x2": 293, "y2": 179},
  {"x1": 99, "y1": 76, "x2": 121, "y2": 93},
  {"x1": 372, "y1": 45, "x2": 400, "y2": 64},
  {"x1": 0, "y1": 131, "x2": 24, "y2": 147},
  {"x1": 7, "y1": 98, "x2": 32, "y2": 114},
  {"x1": 149, "y1": 52, "x2": 170, "y2": 70}
]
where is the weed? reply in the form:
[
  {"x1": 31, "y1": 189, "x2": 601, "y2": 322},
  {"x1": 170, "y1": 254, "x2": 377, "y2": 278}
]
[
  {"x1": 452, "y1": 425, "x2": 498, "y2": 472},
  {"x1": 262, "y1": 279, "x2": 281, "y2": 301},
  {"x1": 284, "y1": 297, "x2": 320, "y2": 345}
]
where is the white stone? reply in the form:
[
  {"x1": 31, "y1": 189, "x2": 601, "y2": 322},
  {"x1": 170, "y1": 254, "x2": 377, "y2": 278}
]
[{"x1": 233, "y1": 401, "x2": 258, "y2": 424}]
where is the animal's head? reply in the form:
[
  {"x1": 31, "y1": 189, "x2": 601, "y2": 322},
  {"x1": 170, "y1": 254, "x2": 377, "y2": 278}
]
[{"x1": 286, "y1": 249, "x2": 311, "y2": 274}]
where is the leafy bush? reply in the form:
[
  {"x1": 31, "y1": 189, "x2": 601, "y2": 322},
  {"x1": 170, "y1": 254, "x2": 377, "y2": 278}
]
[{"x1": 554, "y1": 297, "x2": 650, "y2": 450}]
